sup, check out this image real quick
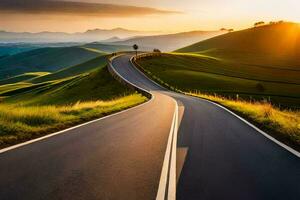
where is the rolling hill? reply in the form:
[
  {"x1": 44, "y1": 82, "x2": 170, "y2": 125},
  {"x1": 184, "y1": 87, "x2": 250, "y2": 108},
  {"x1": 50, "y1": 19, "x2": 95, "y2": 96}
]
[
  {"x1": 0, "y1": 50, "x2": 146, "y2": 147},
  {"x1": 177, "y1": 22, "x2": 300, "y2": 66},
  {"x1": 137, "y1": 22, "x2": 300, "y2": 107},
  {"x1": 0, "y1": 72, "x2": 50, "y2": 85},
  {"x1": 113, "y1": 30, "x2": 226, "y2": 51},
  {"x1": 29, "y1": 55, "x2": 107, "y2": 84},
  {"x1": 0, "y1": 42, "x2": 83, "y2": 57},
  {"x1": 0, "y1": 47, "x2": 100, "y2": 80},
  {"x1": 0, "y1": 52, "x2": 132, "y2": 105},
  {"x1": 81, "y1": 43, "x2": 133, "y2": 53},
  {"x1": 5, "y1": 66, "x2": 132, "y2": 105}
]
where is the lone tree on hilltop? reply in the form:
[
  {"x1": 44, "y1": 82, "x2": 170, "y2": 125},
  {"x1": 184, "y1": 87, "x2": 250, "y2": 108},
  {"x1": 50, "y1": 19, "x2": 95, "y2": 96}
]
[{"x1": 133, "y1": 44, "x2": 138, "y2": 57}]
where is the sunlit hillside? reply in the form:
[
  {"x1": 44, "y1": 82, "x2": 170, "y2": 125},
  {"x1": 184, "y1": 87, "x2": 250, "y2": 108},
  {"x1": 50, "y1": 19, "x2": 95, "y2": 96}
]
[
  {"x1": 177, "y1": 22, "x2": 300, "y2": 66},
  {"x1": 0, "y1": 53, "x2": 146, "y2": 147},
  {"x1": 137, "y1": 22, "x2": 300, "y2": 107}
]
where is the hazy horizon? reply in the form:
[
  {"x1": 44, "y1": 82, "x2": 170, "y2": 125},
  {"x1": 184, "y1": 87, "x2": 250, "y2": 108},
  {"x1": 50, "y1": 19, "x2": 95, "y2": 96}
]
[
  {"x1": 0, "y1": 26, "x2": 225, "y2": 34},
  {"x1": 1, "y1": 0, "x2": 300, "y2": 33}
]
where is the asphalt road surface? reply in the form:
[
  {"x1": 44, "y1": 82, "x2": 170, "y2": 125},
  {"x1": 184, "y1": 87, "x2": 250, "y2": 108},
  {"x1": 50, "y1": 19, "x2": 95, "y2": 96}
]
[
  {"x1": 0, "y1": 53, "x2": 299, "y2": 200},
  {"x1": 112, "y1": 54, "x2": 300, "y2": 200}
]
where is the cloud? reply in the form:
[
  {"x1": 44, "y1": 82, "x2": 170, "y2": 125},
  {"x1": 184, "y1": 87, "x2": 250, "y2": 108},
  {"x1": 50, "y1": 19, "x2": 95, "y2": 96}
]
[{"x1": 0, "y1": 0, "x2": 181, "y2": 17}]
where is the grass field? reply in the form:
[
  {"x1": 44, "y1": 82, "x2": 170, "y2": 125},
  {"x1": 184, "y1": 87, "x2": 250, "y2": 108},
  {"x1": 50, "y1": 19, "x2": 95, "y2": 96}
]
[
  {"x1": 0, "y1": 52, "x2": 147, "y2": 148},
  {"x1": 135, "y1": 23, "x2": 300, "y2": 149},
  {"x1": 169, "y1": 22, "x2": 300, "y2": 107},
  {"x1": 0, "y1": 46, "x2": 100, "y2": 80},
  {"x1": 136, "y1": 57, "x2": 300, "y2": 149},
  {"x1": 137, "y1": 53, "x2": 300, "y2": 107},
  {"x1": 0, "y1": 94, "x2": 146, "y2": 148},
  {"x1": 0, "y1": 72, "x2": 50, "y2": 85}
]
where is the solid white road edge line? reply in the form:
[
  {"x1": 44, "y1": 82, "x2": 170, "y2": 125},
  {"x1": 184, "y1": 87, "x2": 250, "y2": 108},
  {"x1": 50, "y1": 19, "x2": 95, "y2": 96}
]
[
  {"x1": 111, "y1": 54, "x2": 179, "y2": 199},
  {"x1": 156, "y1": 107, "x2": 175, "y2": 200},
  {"x1": 0, "y1": 55, "x2": 155, "y2": 154},
  {"x1": 168, "y1": 99, "x2": 178, "y2": 200},
  {"x1": 156, "y1": 99, "x2": 178, "y2": 200},
  {"x1": 199, "y1": 97, "x2": 300, "y2": 158},
  {"x1": 109, "y1": 55, "x2": 152, "y2": 94},
  {"x1": 129, "y1": 56, "x2": 167, "y2": 91},
  {"x1": 0, "y1": 95, "x2": 154, "y2": 154},
  {"x1": 130, "y1": 53, "x2": 300, "y2": 158}
]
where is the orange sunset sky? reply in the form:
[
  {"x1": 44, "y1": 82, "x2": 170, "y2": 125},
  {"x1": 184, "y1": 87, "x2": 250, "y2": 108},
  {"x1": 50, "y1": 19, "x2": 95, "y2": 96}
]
[{"x1": 1, "y1": 0, "x2": 300, "y2": 33}]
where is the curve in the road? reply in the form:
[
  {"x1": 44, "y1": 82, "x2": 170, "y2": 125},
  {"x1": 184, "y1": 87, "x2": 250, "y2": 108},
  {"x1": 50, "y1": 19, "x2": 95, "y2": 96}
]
[
  {"x1": 108, "y1": 54, "x2": 179, "y2": 200},
  {"x1": 0, "y1": 52, "x2": 299, "y2": 200},
  {"x1": 0, "y1": 54, "x2": 177, "y2": 200},
  {"x1": 111, "y1": 53, "x2": 300, "y2": 200}
]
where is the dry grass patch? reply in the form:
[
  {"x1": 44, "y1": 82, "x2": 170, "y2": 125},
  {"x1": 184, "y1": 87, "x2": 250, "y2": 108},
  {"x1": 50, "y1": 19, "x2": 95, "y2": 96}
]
[
  {"x1": 0, "y1": 94, "x2": 147, "y2": 148},
  {"x1": 187, "y1": 91, "x2": 300, "y2": 149}
]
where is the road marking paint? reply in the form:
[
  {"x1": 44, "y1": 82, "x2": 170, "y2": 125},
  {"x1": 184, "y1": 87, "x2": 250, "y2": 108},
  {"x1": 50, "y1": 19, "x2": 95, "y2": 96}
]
[
  {"x1": 156, "y1": 99, "x2": 178, "y2": 200},
  {"x1": 129, "y1": 53, "x2": 300, "y2": 158},
  {"x1": 0, "y1": 54, "x2": 156, "y2": 154},
  {"x1": 112, "y1": 54, "x2": 179, "y2": 199},
  {"x1": 0, "y1": 91, "x2": 154, "y2": 154},
  {"x1": 156, "y1": 108, "x2": 175, "y2": 200},
  {"x1": 197, "y1": 97, "x2": 300, "y2": 158},
  {"x1": 168, "y1": 99, "x2": 178, "y2": 200},
  {"x1": 109, "y1": 55, "x2": 153, "y2": 94}
]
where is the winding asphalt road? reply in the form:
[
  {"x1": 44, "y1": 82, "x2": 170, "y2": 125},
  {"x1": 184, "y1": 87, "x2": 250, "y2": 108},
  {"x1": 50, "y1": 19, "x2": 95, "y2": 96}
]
[{"x1": 0, "y1": 53, "x2": 299, "y2": 200}]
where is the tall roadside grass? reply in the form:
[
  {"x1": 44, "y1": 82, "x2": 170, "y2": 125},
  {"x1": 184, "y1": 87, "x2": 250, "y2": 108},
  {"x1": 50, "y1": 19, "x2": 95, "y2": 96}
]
[
  {"x1": 134, "y1": 57, "x2": 300, "y2": 150},
  {"x1": 0, "y1": 94, "x2": 147, "y2": 148},
  {"x1": 187, "y1": 91, "x2": 300, "y2": 150}
]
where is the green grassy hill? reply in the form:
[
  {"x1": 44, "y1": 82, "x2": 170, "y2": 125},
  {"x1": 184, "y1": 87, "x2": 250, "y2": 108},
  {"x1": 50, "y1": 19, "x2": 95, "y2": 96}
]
[
  {"x1": 5, "y1": 67, "x2": 133, "y2": 105},
  {"x1": 0, "y1": 72, "x2": 50, "y2": 85},
  {"x1": 177, "y1": 22, "x2": 300, "y2": 67},
  {"x1": 0, "y1": 53, "x2": 130, "y2": 105},
  {"x1": 0, "y1": 51, "x2": 146, "y2": 148},
  {"x1": 81, "y1": 43, "x2": 132, "y2": 53},
  {"x1": 29, "y1": 55, "x2": 107, "y2": 84},
  {"x1": 0, "y1": 55, "x2": 108, "y2": 96},
  {"x1": 136, "y1": 22, "x2": 300, "y2": 107},
  {"x1": 0, "y1": 47, "x2": 99, "y2": 80}
]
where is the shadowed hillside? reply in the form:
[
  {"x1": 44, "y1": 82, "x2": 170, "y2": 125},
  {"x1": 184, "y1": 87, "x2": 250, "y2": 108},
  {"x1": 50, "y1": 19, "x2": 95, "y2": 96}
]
[
  {"x1": 0, "y1": 72, "x2": 50, "y2": 85},
  {"x1": 0, "y1": 43, "x2": 82, "y2": 57},
  {"x1": 29, "y1": 55, "x2": 107, "y2": 84},
  {"x1": 0, "y1": 52, "x2": 146, "y2": 147},
  {"x1": 0, "y1": 47, "x2": 99, "y2": 80},
  {"x1": 5, "y1": 67, "x2": 133, "y2": 105}
]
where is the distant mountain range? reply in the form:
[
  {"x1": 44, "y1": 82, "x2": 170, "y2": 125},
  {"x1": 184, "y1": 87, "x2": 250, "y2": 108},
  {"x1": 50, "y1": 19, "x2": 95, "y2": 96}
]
[
  {"x1": 112, "y1": 30, "x2": 227, "y2": 51},
  {"x1": 0, "y1": 28, "x2": 226, "y2": 51},
  {"x1": 0, "y1": 28, "x2": 158, "y2": 43}
]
